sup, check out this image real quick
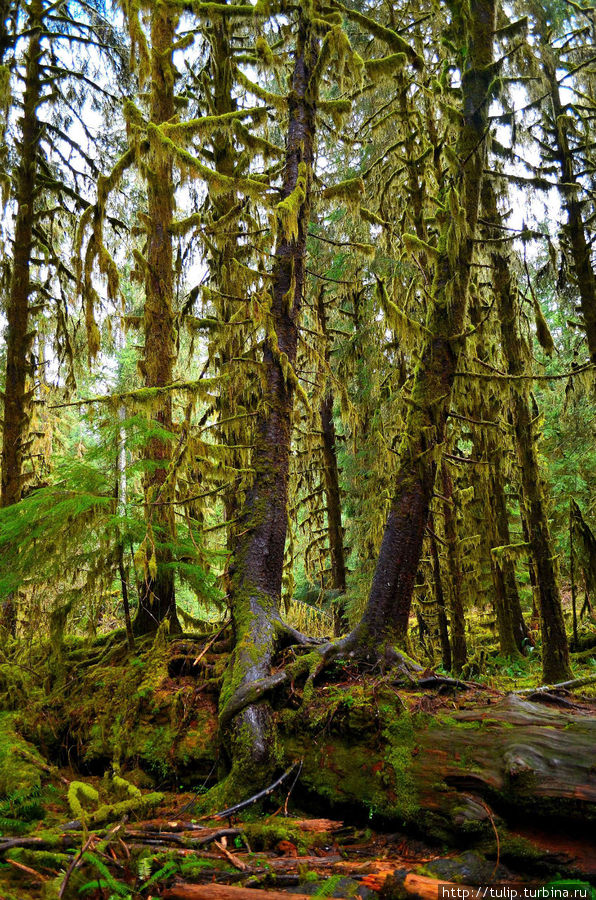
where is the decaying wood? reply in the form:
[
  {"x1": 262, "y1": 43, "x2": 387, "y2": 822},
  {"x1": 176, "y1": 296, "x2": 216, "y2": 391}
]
[
  {"x1": 401, "y1": 874, "x2": 482, "y2": 900},
  {"x1": 214, "y1": 838, "x2": 248, "y2": 871},
  {"x1": 289, "y1": 692, "x2": 596, "y2": 834},
  {"x1": 5, "y1": 858, "x2": 48, "y2": 883}
]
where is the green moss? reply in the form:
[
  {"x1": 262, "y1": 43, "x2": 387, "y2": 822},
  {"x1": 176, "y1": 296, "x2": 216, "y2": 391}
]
[
  {"x1": 67, "y1": 781, "x2": 99, "y2": 819},
  {"x1": 0, "y1": 712, "x2": 43, "y2": 798},
  {"x1": 242, "y1": 820, "x2": 330, "y2": 854}
]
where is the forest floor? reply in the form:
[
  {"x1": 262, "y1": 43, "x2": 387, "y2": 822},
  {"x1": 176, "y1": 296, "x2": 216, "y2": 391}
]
[
  {"x1": 0, "y1": 629, "x2": 595, "y2": 899},
  {"x1": 0, "y1": 787, "x2": 595, "y2": 899}
]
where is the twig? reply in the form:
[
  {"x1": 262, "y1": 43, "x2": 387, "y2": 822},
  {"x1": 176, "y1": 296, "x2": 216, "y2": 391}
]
[
  {"x1": 6, "y1": 858, "x2": 48, "y2": 882},
  {"x1": 58, "y1": 834, "x2": 96, "y2": 898},
  {"x1": 208, "y1": 763, "x2": 301, "y2": 821},
  {"x1": 477, "y1": 798, "x2": 500, "y2": 880},
  {"x1": 193, "y1": 620, "x2": 231, "y2": 667},
  {"x1": 283, "y1": 760, "x2": 303, "y2": 816},
  {"x1": 455, "y1": 362, "x2": 595, "y2": 381},
  {"x1": 213, "y1": 839, "x2": 247, "y2": 870}
]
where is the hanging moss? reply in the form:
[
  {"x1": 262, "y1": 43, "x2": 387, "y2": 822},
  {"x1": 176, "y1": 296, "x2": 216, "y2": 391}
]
[
  {"x1": 402, "y1": 232, "x2": 438, "y2": 260},
  {"x1": 365, "y1": 52, "x2": 408, "y2": 79},
  {"x1": 276, "y1": 162, "x2": 307, "y2": 241},
  {"x1": 321, "y1": 176, "x2": 364, "y2": 203},
  {"x1": 318, "y1": 98, "x2": 352, "y2": 128},
  {"x1": 235, "y1": 68, "x2": 287, "y2": 110},
  {"x1": 533, "y1": 297, "x2": 555, "y2": 355},
  {"x1": 160, "y1": 107, "x2": 266, "y2": 143},
  {"x1": 255, "y1": 35, "x2": 275, "y2": 66},
  {"x1": 333, "y1": 1, "x2": 422, "y2": 67},
  {"x1": 149, "y1": 123, "x2": 274, "y2": 204},
  {"x1": 491, "y1": 541, "x2": 531, "y2": 561},
  {"x1": 360, "y1": 205, "x2": 389, "y2": 227}
]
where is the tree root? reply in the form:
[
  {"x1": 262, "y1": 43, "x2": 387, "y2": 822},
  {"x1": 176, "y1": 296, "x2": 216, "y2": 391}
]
[{"x1": 220, "y1": 627, "x2": 422, "y2": 729}]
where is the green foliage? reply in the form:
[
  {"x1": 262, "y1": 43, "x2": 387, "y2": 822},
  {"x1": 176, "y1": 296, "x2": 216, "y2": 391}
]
[{"x1": 0, "y1": 784, "x2": 43, "y2": 835}]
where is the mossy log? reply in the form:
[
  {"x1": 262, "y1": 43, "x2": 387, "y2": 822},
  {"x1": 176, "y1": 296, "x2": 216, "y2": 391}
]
[{"x1": 281, "y1": 688, "x2": 596, "y2": 842}]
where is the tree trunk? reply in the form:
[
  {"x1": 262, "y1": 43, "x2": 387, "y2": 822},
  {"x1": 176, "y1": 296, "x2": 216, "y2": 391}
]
[
  {"x1": 428, "y1": 512, "x2": 452, "y2": 671},
  {"x1": 348, "y1": 0, "x2": 496, "y2": 657},
  {"x1": 440, "y1": 462, "x2": 467, "y2": 673},
  {"x1": 483, "y1": 183, "x2": 571, "y2": 683},
  {"x1": 468, "y1": 283, "x2": 527, "y2": 657},
  {"x1": 520, "y1": 503, "x2": 539, "y2": 619},
  {"x1": 205, "y1": 15, "x2": 246, "y2": 556},
  {"x1": 134, "y1": 2, "x2": 181, "y2": 636},
  {"x1": 489, "y1": 454, "x2": 528, "y2": 652},
  {"x1": 0, "y1": 0, "x2": 43, "y2": 636},
  {"x1": 316, "y1": 290, "x2": 347, "y2": 635},
  {"x1": 543, "y1": 58, "x2": 596, "y2": 364},
  {"x1": 220, "y1": 11, "x2": 317, "y2": 783},
  {"x1": 1, "y1": 1, "x2": 42, "y2": 508}
]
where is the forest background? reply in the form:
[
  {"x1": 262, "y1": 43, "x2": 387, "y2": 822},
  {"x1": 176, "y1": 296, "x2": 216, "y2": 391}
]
[{"x1": 0, "y1": 0, "x2": 595, "y2": 894}]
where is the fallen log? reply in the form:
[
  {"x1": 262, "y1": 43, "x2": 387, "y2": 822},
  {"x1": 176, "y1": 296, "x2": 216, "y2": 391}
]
[
  {"x1": 162, "y1": 884, "x2": 347, "y2": 900},
  {"x1": 284, "y1": 688, "x2": 596, "y2": 841},
  {"x1": 161, "y1": 874, "x2": 484, "y2": 900}
]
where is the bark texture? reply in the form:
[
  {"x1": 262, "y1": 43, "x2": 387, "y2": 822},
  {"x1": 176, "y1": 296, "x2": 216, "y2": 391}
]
[
  {"x1": 1, "y1": 0, "x2": 42, "y2": 510},
  {"x1": 428, "y1": 512, "x2": 452, "y2": 671},
  {"x1": 317, "y1": 290, "x2": 347, "y2": 635},
  {"x1": 0, "y1": 0, "x2": 43, "y2": 636},
  {"x1": 289, "y1": 691, "x2": 596, "y2": 837},
  {"x1": 440, "y1": 462, "x2": 467, "y2": 672}
]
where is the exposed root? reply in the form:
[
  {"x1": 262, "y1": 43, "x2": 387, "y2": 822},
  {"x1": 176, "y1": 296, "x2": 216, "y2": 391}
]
[
  {"x1": 220, "y1": 627, "x2": 422, "y2": 728},
  {"x1": 220, "y1": 671, "x2": 290, "y2": 729},
  {"x1": 275, "y1": 620, "x2": 326, "y2": 648}
]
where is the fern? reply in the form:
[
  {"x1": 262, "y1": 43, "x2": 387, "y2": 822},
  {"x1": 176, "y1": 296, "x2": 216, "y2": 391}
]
[
  {"x1": 0, "y1": 783, "x2": 43, "y2": 834},
  {"x1": 79, "y1": 852, "x2": 131, "y2": 896},
  {"x1": 139, "y1": 860, "x2": 178, "y2": 890},
  {"x1": 313, "y1": 875, "x2": 346, "y2": 897}
]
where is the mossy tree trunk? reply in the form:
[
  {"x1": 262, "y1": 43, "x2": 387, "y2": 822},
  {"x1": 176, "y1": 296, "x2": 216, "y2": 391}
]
[
  {"x1": 484, "y1": 182, "x2": 571, "y2": 683},
  {"x1": 220, "y1": 10, "x2": 317, "y2": 780},
  {"x1": 469, "y1": 292, "x2": 527, "y2": 657},
  {"x1": 488, "y1": 452, "x2": 528, "y2": 653},
  {"x1": 344, "y1": 0, "x2": 497, "y2": 660},
  {"x1": 543, "y1": 57, "x2": 596, "y2": 365},
  {"x1": 0, "y1": 0, "x2": 43, "y2": 635},
  {"x1": 133, "y1": 1, "x2": 181, "y2": 636}
]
